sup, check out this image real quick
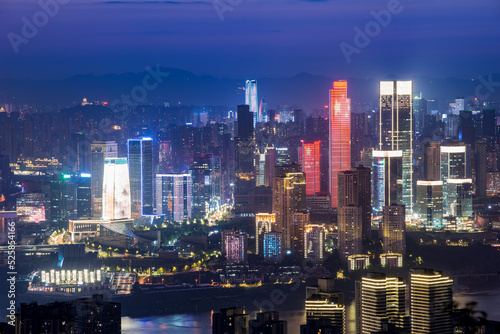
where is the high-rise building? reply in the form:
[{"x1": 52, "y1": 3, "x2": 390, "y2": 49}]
[
  {"x1": 272, "y1": 165, "x2": 306, "y2": 250},
  {"x1": 475, "y1": 141, "x2": 487, "y2": 197},
  {"x1": 155, "y1": 174, "x2": 192, "y2": 222},
  {"x1": 360, "y1": 273, "x2": 409, "y2": 334},
  {"x1": 255, "y1": 213, "x2": 275, "y2": 255},
  {"x1": 127, "y1": 138, "x2": 154, "y2": 217},
  {"x1": 379, "y1": 81, "x2": 413, "y2": 219},
  {"x1": 76, "y1": 173, "x2": 91, "y2": 219},
  {"x1": 338, "y1": 205, "x2": 362, "y2": 263},
  {"x1": 446, "y1": 179, "x2": 473, "y2": 218},
  {"x1": 299, "y1": 140, "x2": 321, "y2": 196},
  {"x1": 351, "y1": 113, "x2": 367, "y2": 167},
  {"x1": 102, "y1": 158, "x2": 131, "y2": 220},
  {"x1": 410, "y1": 268, "x2": 453, "y2": 334},
  {"x1": 416, "y1": 181, "x2": 444, "y2": 229},
  {"x1": 224, "y1": 231, "x2": 248, "y2": 264},
  {"x1": 291, "y1": 211, "x2": 309, "y2": 257},
  {"x1": 212, "y1": 307, "x2": 249, "y2": 334},
  {"x1": 329, "y1": 81, "x2": 351, "y2": 207},
  {"x1": 255, "y1": 146, "x2": 274, "y2": 187},
  {"x1": 305, "y1": 294, "x2": 345, "y2": 334},
  {"x1": 304, "y1": 224, "x2": 325, "y2": 264},
  {"x1": 338, "y1": 167, "x2": 371, "y2": 242},
  {"x1": 381, "y1": 206, "x2": 405, "y2": 255},
  {"x1": 413, "y1": 92, "x2": 427, "y2": 137},
  {"x1": 234, "y1": 105, "x2": 255, "y2": 213},
  {"x1": 245, "y1": 80, "x2": 258, "y2": 126},
  {"x1": 262, "y1": 232, "x2": 283, "y2": 263},
  {"x1": 91, "y1": 141, "x2": 117, "y2": 219},
  {"x1": 371, "y1": 150, "x2": 402, "y2": 219},
  {"x1": 423, "y1": 141, "x2": 441, "y2": 181}
]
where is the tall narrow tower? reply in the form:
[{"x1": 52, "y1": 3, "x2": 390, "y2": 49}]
[
  {"x1": 379, "y1": 81, "x2": 413, "y2": 219},
  {"x1": 245, "y1": 80, "x2": 258, "y2": 126},
  {"x1": 329, "y1": 80, "x2": 351, "y2": 207},
  {"x1": 127, "y1": 138, "x2": 154, "y2": 217}
]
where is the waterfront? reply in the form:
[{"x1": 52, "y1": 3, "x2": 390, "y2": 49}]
[{"x1": 122, "y1": 288, "x2": 500, "y2": 334}]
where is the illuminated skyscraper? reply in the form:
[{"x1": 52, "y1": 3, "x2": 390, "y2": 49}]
[
  {"x1": 234, "y1": 105, "x2": 255, "y2": 213},
  {"x1": 263, "y1": 232, "x2": 283, "y2": 263},
  {"x1": 155, "y1": 174, "x2": 192, "y2": 222},
  {"x1": 102, "y1": 158, "x2": 131, "y2": 220},
  {"x1": 371, "y1": 150, "x2": 402, "y2": 219},
  {"x1": 299, "y1": 140, "x2": 321, "y2": 196},
  {"x1": 423, "y1": 141, "x2": 441, "y2": 181},
  {"x1": 304, "y1": 224, "x2": 325, "y2": 263},
  {"x1": 245, "y1": 80, "x2": 258, "y2": 126},
  {"x1": 272, "y1": 165, "x2": 306, "y2": 250},
  {"x1": 127, "y1": 138, "x2": 154, "y2": 217},
  {"x1": 224, "y1": 230, "x2": 248, "y2": 264},
  {"x1": 91, "y1": 141, "x2": 117, "y2": 219},
  {"x1": 379, "y1": 81, "x2": 413, "y2": 219},
  {"x1": 410, "y1": 268, "x2": 453, "y2": 334},
  {"x1": 291, "y1": 212, "x2": 309, "y2": 257},
  {"x1": 416, "y1": 181, "x2": 444, "y2": 229},
  {"x1": 255, "y1": 213, "x2": 275, "y2": 255},
  {"x1": 360, "y1": 273, "x2": 409, "y2": 334},
  {"x1": 329, "y1": 81, "x2": 351, "y2": 207},
  {"x1": 382, "y1": 206, "x2": 405, "y2": 255}
]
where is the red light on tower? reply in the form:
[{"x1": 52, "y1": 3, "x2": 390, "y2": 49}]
[
  {"x1": 329, "y1": 80, "x2": 351, "y2": 207},
  {"x1": 299, "y1": 140, "x2": 321, "y2": 196}
]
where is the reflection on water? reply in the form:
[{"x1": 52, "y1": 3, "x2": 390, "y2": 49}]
[
  {"x1": 0, "y1": 218, "x2": 7, "y2": 243},
  {"x1": 122, "y1": 288, "x2": 500, "y2": 333}
]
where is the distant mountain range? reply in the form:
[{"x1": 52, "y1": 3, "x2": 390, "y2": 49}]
[{"x1": 0, "y1": 68, "x2": 499, "y2": 112}]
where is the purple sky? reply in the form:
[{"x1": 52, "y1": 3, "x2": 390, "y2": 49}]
[{"x1": 1, "y1": 0, "x2": 499, "y2": 80}]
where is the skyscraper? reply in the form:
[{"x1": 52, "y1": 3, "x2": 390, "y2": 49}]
[
  {"x1": 234, "y1": 105, "x2": 255, "y2": 213},
  {"x1": 304, "y1": 224, "x2": 325, "y2": 263},
  {"x1": 379, "y1": 81, "x2": 413, "y2": 219},
  {"x1": 338, "y1": 167, "x2": 371, "y2": 242},
  {"x1": 416, "y1": 181, "x2": 444, "y2": 229},
  {"x1": 255, "y1": 213, "x2": 275, "y2": 255},
  {"x1": 102, "y1": 158, "x2": 131, "y2": 220},
  {"x1": 91, "y1": 141, "x2": 117, "y2": 219},
  {"x1": 371, "y1": 150, "x2": 402, "y2": 218},
  {"x1": 299, "y1": 140, "x2": 321, "y2": 196},
  {"x1": 155, "y1": 174, "x2": 192, "y2": 222},
  {"x1": 338, "y1": 205, "x2": 362, "y2": 263},
  {"x1": 245, "y1": 80, "x2": 258, "y2": 126},
  {"x1": 224, "y1": 231, "x2": 248, "y2": 264},
  {"x1": 360, "y1": 273, "x2": 409, "y2": 334},
  {"x1": 423, "y1": 141, "x2": 441, "y2": 181},
  {"x1": 410, "y1": 268, "x2": 453, "y2": 334},
  {"x1": 382, "y1": 205, "x2": 405, "y2": 255},
  {"x1": 329, "y1": 81, "x2": 351, "y2": 207},
  {"x1": 127, "y1": 138, "x2": 154, "y2": 217},
  {"x1": 262, "y1": 232, "x2": 283, "y2": 263}
]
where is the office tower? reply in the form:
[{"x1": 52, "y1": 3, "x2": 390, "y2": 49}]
[
  {"x1": 190, "y1": 154, "x2": 221, "y2": 215},
  {"x1": 371, "y1": 150, "x2": 402, "y2": 218},
  {"x1": 299, "y1": 140, "x2": 321, "y2": 196},
  {"x1": 305, "y1": 294, "x2": 345, "y2": 334},
  {"x1": 102, "y1": 158, "x2": 131, "y2": 220},
  {"x1": 212, "y1": 307, "x2": 250, "y2": 334},
  {"x1": 351, "y1": 113, "x2": 367, "y2": 167},
  {"x1": 224, "y1": 231, "x2": 248, "y2": 264},
  {"x1": 304, "y1": 224, "x2": 325, "y2": 263},
  {"x1": 91, "y1": 141, "x2": 117, "y2": 219},
  {"x1": 262, "y1": 232, "x2": 283, "y2": 263},
  {"x1": 68, "y1": 132, "x2": 90, "y2": 173},
  {"x1": 272, "y1": 165, "x2": 306, "y2": 250},
  {"x1": 48, "y1": 174, "x2": 76, "y2": 230},
  {"x1": 380, "y1": 253, "x2": 403, "y2": 267},
  {"x1": 234, "y1": 105, "x2": 255, "y2": 213},
  {"x1": 413, "y1": 92, "x2": 427, "y2": 137},
  {"x1": 255, "y1": 213, "x2": 275, "y2": 255},
  {"x1": 127, "y1": 138, "x2": 154, "y2": 217},
  {"x1": 329, "y1": 80, "x2": 351, "y2": 207},
  {"x1": 291, "y1": 212, "x2": 309, "y2": 256},
  {"x1": 275, "y1": 146, "x2": 291, "y2": 167},
  {"x1": 441, "y1": 142, "x2": 468, "y2": 182},
  {"x1": 446, "y1": 179, "x2": 473, "y2": 218},
  {"x1": 410, "y1": 268, "x2": 453, "y2": 334},
  {"x1": 338, "y1": 167, "x2": 371, "y2": 242},
  {"x1": 249, "y1": 311, "x2": 287, "y2": 334},
  {"x1": 255, "y1": 146, "x2": 274, "y2": 187},
  {"x1": 475, "y1": 141, "x2": 487, "y2": 197},
  {"x1": 416, "y1": 181, "x2": 444, "y2": 229},
  {"x1": 381, "y1": 206, "x2": 405, "y2": 255},
  {"x1": 155, "y1": 174, "x2": 192, "y2": 222},
  {"x1": 245, "y1": 80, "x2": 258, "y2": 126},
  {"x1": 459, "y1": 110, "x2": 476, "y2": 148},
  {"x1": 482, "y1": 108, "x2": 496, "y2": 138},
  {"x1": 158, "y1": 139, "x2": 174, "y2": 174},
  {"x1": 338, "y1": 206, "x2": 362, "y2": 263},
  {"x1": 305, "y1": 116, "x2": 329, "y2": 192},
  {"x1": 423, "y1": 141, "x2": 441, "y2": 181},
  {"x1": 379, "y1": 81, "x2": 413, "y2": 219},
  {"x1": 360, "y1": 273, "x2": 409, "y2": 334},
  {"x1": 76, "y1": 173, "x2": 91, "y2": 218}
]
